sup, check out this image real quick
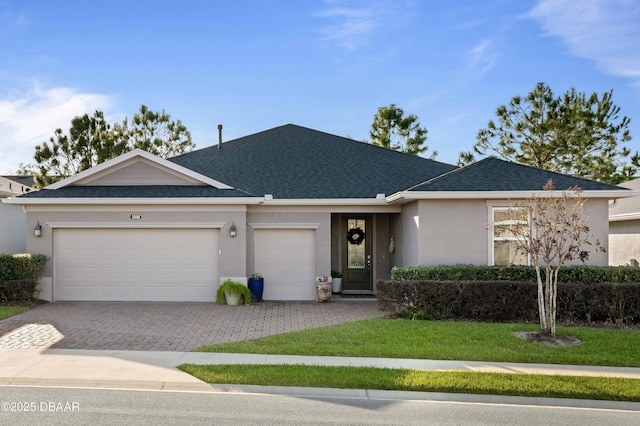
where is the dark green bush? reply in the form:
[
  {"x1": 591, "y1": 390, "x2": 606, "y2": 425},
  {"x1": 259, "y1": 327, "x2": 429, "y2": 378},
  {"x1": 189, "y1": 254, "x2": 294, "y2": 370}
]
[
  {"x1": 0, "y1": 280, "x2": 40, "y2": 304},
  {"x1": 391, "y1": 264, "x2": 640, "y2": 284},
  {"x1": 377, "y1": 280, "x2": 640, "y2": 325},
  {"x1": 0, "y1": 254, "x2": 48, "y2": 304}
]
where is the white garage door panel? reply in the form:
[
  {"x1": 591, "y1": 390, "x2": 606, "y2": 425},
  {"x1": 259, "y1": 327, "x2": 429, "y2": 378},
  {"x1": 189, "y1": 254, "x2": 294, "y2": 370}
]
[
  {"x1": 54, "y1": 228, "x2": 219, "y2": 301},
  {"x1": 255, "y1": 229, "x2": 315, "y2": 301}
]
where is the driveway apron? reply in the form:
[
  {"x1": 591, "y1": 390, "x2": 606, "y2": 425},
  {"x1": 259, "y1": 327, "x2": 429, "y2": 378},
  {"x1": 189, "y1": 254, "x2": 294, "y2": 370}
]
[{"x1": 0, "y1": 301, "x2": 381, "y2": 351}]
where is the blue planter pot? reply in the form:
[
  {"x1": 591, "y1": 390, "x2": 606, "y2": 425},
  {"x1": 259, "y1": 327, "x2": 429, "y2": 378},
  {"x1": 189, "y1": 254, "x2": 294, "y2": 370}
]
[{"x1": 248, "y1": 277, "x2": 264, "y2": 301}]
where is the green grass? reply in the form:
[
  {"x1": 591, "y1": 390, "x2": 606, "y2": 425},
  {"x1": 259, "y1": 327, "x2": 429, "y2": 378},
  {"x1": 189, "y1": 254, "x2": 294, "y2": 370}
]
[
  {"x1": 0, "y1": 305, "x2": 28, "y2": 320},
  {"x1": 195, "y1": 318, "x2": 640, "y2": 367},
  {"x1": 178, "y1": 364, "x2": 640, "y2": 402}
]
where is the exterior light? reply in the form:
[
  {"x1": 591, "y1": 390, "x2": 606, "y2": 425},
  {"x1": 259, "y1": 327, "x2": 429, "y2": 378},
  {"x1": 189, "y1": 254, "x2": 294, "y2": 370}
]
[
  {"x1": 230, "y1": 222, "x2": 237, "y2": 238},
  {"x1": 34, "y1": 222, "x2": 42, "y2": 237}
]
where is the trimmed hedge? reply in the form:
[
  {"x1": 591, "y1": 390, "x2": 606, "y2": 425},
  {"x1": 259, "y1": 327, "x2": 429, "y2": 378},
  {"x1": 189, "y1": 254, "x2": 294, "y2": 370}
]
[
  {"x1": 377, "y1": 280, "x2": 640, "y2": 325},
  {"x1": 391, "y1": 264, "x2": 640, "y2": 284},
  {"x1": 0, "y1": 254, "x2": 48, "y2": 304},
  {"x1": 0, "y1": 280, "x2": 39, "y2": 305}
]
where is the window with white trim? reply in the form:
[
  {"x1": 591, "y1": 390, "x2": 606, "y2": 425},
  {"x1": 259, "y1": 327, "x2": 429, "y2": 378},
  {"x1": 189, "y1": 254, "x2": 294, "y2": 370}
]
[{"x1": 492, "y1": 207, "x2": 529, "y2": 266}]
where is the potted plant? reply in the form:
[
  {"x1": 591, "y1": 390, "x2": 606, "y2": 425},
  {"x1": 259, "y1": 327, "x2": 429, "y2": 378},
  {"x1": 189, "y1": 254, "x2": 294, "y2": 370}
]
[
  {"x1": 330, "y1": 270, "x2": 343, "y2": 294},
  {"x1": 248, "y1": 272, "x2": 264, "y2": 301},
  {"x1": 315, "y1": 276, "x2": 332, "y2": 302},
  {"x1": 216, "y1": 279, "x2": 253, "y2": 305}
]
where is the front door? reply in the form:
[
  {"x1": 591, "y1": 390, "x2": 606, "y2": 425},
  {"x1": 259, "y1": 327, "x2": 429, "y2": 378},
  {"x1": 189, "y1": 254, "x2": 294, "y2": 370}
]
[{"x1": 342, "y1": 216, "x2": 372, "y2": 292}]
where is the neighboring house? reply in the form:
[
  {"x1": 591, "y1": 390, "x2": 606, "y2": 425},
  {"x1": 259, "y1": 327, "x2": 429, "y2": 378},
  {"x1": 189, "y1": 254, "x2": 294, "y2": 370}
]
[
  {"x1": 2, "y1": 124, "x2": 631, "y2": 302},
  {"x1": 0, "y1": 175, "x2": 34, "y2": 253},
  {"x1": 609, "y1": 177, "x2": 640, "y2": 266}
]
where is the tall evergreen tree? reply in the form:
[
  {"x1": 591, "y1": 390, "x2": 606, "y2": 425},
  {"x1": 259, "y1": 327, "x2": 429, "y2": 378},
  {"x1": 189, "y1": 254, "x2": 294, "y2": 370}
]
[
  {"x1": 369, "y1": 104, "x2": 435, "y2": 157},
  {"x1": 32, "y1": 105, "x2": 194, "y2": 187},
  {"x1": 461, "y1": 83, "x2": 636, "y2": 183}
]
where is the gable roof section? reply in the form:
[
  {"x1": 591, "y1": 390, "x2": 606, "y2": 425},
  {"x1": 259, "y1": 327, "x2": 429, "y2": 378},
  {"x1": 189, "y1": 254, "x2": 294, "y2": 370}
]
[
  {"x1": 47, "y1": 149, "x2": 233, "y2": 190},
  {"x1": 170, "y1": 124, "x2": 458, "y2": 199},
  {"x1": 1, "y1": 175, "x2": 34, "y2": 197}
]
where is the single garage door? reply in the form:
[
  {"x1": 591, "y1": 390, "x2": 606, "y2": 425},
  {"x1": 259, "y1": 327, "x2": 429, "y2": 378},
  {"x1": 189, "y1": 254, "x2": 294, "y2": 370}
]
[
  {"x1": 254, "y1": 229, "x2": 315, "y2": 300},
  {"x1": 54, "y1": 228, "x2": 219, "y2": 301}
]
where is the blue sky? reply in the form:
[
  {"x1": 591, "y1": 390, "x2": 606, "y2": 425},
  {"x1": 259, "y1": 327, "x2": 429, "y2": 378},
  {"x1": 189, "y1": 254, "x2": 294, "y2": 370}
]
[{"x1": 1, "y1": 0, "x2": 639, "y2": 174}]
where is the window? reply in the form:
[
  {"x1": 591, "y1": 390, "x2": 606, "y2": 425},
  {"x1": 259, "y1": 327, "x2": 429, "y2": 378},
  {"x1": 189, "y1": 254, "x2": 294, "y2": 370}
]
[
  {"x1": 492, "y1": 207, "x2": 529, "y2": 266},
  {"x1": 347, "y1": 218, "x2": 366, "y2": 269}
]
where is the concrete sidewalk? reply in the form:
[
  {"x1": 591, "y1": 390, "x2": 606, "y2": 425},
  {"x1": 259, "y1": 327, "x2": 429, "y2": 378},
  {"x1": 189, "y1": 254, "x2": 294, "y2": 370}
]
[{"x1": 1, "y1": 348, "x2": 640, "y2": 392}]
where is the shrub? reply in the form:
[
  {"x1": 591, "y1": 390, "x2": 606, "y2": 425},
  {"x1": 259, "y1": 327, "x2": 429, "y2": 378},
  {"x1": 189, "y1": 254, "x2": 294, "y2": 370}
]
[
  {"x1": 0, "y1": 254, "x2": 48, "y2": 304},
  {"x1": 390, "y1": 264, "x2": 640, "y2": 284},
  {"x1": 0, "y1": 280, "x2": 40, "y2": 305},
  {"x1": 377, "y1": 280, "x2": 640, "y2": 325},
  {"x1": 0, "y1": 254, "x2": 48, "y2": 282}
]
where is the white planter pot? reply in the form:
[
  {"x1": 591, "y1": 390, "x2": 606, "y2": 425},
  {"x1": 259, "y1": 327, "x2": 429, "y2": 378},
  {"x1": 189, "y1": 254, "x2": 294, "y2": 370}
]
[
  {"x1": 224, "y1": 291, "x2": 241, "y2": 305},
  {"x1": 332, "y1": 278, "x2": 342, "y2": 293}
]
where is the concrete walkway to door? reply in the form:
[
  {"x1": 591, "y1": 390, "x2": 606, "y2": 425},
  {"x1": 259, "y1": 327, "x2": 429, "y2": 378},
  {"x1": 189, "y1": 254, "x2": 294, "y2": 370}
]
[{"x1": 0, "y1": 301, "x2": 381, "y2": 351}]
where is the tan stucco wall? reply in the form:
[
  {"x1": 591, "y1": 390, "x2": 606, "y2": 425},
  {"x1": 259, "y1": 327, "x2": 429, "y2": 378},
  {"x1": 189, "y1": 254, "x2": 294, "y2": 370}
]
[
  {"x1": 609, "y1": 219, "x2": 640, "y2": 266},
  {"x1": 0, "y1": 201, "x2": 26, "y2": 253},
  {"x1": 396, "y1": 198, "x2": 610, "y2": 267},
  {"x1": 415, "y1": 199, "x2": 488, "y2": 265},
  {"x1": 585, "y1": 199, "x2": 610, "y2": 266},
  {"x1": 397, "y1": 201, "x2": 420, "y2": 266}
]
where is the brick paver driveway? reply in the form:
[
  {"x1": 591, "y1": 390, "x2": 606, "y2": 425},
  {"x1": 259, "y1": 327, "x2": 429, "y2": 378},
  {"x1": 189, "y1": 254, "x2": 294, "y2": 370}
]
[{"x1": 0, "y1": 301, "x2": 382, "y2": 351}]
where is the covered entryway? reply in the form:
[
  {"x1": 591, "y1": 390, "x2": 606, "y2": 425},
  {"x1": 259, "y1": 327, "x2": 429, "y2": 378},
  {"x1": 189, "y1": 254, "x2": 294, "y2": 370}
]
[
  {"x1": 254, "y1": 229, "x2": 316, "y2": 300},
  {"x1": 54, "y1": 228, "x2": 220, "y2": 301}
]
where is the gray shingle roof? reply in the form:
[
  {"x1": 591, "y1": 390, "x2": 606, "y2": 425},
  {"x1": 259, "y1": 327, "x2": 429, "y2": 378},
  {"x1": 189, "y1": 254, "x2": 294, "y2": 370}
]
[
  {"x1": 409, "y1": 157, "x2": 626, "y2": 192},
  {"x1": 17, "y1": 186, "x2": 253, "y2": 198},
  {"x1": 169, "y1": 124, "x2": 458, "y2": 198}
]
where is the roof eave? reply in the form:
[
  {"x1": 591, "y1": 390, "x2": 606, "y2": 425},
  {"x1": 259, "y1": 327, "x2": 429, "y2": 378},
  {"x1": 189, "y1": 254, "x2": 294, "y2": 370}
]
[
  {"x1": 387, "y1": 190, "x2": 636, "y2": 203},
  {"x1": 2, "y1": 197, "x2": 264, "y2": 205},
  {"x1": 260, "y1": 198, "x2": 389, "y2": 206}
]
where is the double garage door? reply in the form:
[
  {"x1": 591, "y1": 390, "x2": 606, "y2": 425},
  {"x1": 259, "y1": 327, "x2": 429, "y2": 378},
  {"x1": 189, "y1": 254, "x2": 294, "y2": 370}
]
[{"x1": 54, "y1": 228, "x2": 219, "y2": 301}]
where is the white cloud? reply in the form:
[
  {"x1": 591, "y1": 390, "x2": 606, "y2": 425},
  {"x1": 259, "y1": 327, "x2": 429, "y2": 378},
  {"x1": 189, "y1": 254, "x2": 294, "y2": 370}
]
[
  {"x1": 0, "y1": 84, "x2": 112, "y2": 174},
  {"x1": 529, "y1": 0, "x2": 640, "y2": 83},
  {"x1": 314, "y1": 0, "x2": 414, "y2": 51},
  {"x1": 314, "y1": 1, "x2": 380, "y2": 50},
  {"x1": 465, "y1": 39, "x2": 499, "y2": 75}
]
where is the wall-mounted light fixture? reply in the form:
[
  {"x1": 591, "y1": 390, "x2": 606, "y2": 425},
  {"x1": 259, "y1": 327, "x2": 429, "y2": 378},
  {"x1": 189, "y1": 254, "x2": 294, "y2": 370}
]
[
  {"x1": 230, "y1": 221, "x2": 237, "y2": 238},
  {"x1": 34, "y1": 221, "x2": 42, "y2": 237}
]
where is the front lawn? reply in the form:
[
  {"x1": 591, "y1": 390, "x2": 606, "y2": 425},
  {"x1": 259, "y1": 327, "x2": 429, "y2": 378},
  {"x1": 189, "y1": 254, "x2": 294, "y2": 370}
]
[
  {"x1": 195, "y1": 319, "x2": 640, "y2": 367},
  {"x1": 0, "y1": 305, "x2": 28, "y2": 320},
  {"x1": 178, "y1": 364, "x2": 640, "y2": 402}
]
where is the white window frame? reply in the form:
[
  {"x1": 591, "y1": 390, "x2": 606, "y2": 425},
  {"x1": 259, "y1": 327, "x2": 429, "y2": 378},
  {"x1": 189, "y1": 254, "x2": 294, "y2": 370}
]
[{"x1": 487, "y1": 203, "x2": 531, "y2": 266}]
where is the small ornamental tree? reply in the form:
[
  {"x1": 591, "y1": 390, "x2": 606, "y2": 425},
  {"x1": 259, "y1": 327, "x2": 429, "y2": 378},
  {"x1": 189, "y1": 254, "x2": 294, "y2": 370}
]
[{"x1": 504, "y1": 179, "x2": 605, "y2": 336}]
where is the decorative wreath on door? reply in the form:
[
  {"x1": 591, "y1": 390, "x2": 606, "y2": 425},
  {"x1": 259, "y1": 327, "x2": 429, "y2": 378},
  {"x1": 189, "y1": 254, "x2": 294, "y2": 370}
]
[{"x1": 347, "y1": 227, "x2": 366, "y2": 245}]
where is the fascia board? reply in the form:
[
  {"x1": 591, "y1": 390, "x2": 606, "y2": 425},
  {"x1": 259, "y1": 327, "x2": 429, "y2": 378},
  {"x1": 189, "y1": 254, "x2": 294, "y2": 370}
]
[
  {"x1": 260, "y1": 198, "x2": 389, "y2": 206},
  {"x1": 609, "y1": 213, "x2": 640, "y2": 222},
  {"x1": 47, "y1": 149, "x2": 233, "y2": 190},
  {"x1": 2, "y1": 197, "x2": 264, "y2": 205},
  {"x1": 386, "y1": 190, "x2": 636, "y2": 203}
]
